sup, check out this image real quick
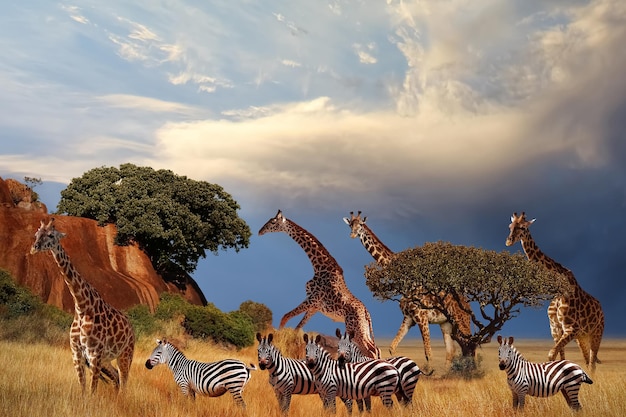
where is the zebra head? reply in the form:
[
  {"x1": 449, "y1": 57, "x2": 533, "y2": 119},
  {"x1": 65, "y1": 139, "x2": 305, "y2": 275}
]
[
  {"x1": 335, "y1": 328, "x2": 356, "y2": 368},
  {"x1": 497, "y1": 335, "x2": 516, "y2": 370},
  {"x1": 145, "y1": 339, "x2": 172, "y2": 369},
  {"x1": 256, "y1": 333, "x2": 275, "y2": 371},
  {"x1": 304, "y1": 333, "x2": 323, "y2": 370}
]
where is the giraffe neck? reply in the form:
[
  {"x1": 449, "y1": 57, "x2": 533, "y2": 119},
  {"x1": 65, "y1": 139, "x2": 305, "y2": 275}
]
[
  {"x1": 519, "y1": 229, "x2": 579, "y2": 287},
  {"x1": 49, "y1": 244, "x2": 98, "y2": 313},
  {"x1": 284, "y1": 219, "x2": 343, "y2": 274},
  {"x1": 359, "y1": 224, "x2": 395, "y2": 266}
]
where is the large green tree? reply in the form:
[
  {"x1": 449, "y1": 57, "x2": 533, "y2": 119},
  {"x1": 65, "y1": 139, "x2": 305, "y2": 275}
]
[
  {"x1": 57, "y1": 164, "x2": 251, "y2": 278},
  {"x1": 365, "y1": 241, "x2": 568, "y2": 360}
]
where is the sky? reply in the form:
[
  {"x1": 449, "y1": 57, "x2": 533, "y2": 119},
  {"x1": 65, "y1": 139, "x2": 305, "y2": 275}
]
[{"x1": 1, "y1": 0, "x2": 625, "y2": 344}]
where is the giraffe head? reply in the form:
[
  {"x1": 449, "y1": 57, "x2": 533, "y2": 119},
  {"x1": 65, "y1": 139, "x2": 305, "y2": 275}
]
[
  {"x1": 505, "y1": 212, "x2": 535, "y2": 247},
  {"x1": 343, "y1": 211, "x2": 367, "y2": 239},
  {"x1": 258, "y1": 210, "x2": 288, "y2": 235},
  {"x1": 30, "y1": 218, "x2": 66, "y2": 255}
]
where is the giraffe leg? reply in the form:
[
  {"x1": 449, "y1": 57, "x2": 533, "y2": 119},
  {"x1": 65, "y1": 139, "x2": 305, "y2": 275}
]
[
  {"x1": 575, "y1": 336, "x2": 592, "y2": 368},
  {"x1": 590, "y1": 326, "x2": 603, "y2": 371},
  {"x1": 389, "y1": 314, "x2": 415, "y2": 356},
  {"x1": 549, "y1": 327, "x2": 577, "y2": 361},
  {"x1": 548, "y1": 299, "x2": 566, "y2": 360},
  {"x1": 117, "y1": 344, "x2": 134, "y2": 390},
  {"x1": 440, "y1": 321, "x2": 456, "y2": 367},
  {"x1": 416, "y1": 314, "x2": 432, "y2": 364},
  {"x1": 279, "y1": 299, "x2": 315, "y2": 329}
]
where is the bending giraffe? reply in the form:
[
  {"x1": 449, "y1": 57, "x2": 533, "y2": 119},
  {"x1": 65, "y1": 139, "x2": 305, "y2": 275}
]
[
  {"x1": 259, "y1": 210, "x2": 379, "y2": 358},
  {"x1": 505, "y1": 212, "x2": 604, "y2": 370},
  {"x1": 344, "y1": 211, "x2": 471, "y2": 366},
  {"x1": 30, "y1": 218, "x2": 135, "y2": 393}
]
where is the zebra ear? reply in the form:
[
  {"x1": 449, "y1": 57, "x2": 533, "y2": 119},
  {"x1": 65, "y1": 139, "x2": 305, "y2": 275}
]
[
  {"x1": 508, "y1": 336, "x2": 514, "y2": 345},
  {"x1": 336, "y1": 328, "x2": 342, "y2": 338},
  {"x1": 497, "y1": 335, "x2": 502, "y2": 344},
  {"x1": 256, "y1": 333, "x2": 262, "y2": 343},
  {"x1": 303, "y1": 334, "x2": 309, "y2": 343},
  {"x1": 267, "y1": 333, "x2": 273, "y2": 344},
  {"x1": 315, "y1": 334, "x2": 322, "y2": 344}
]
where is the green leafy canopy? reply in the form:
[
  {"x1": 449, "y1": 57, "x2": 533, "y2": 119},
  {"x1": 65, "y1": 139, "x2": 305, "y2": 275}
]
[{"x1": 57, "y1": 164, "x2": 251, "y2": 276}]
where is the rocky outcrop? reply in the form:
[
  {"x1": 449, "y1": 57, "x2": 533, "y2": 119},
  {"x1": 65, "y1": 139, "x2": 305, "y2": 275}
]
[{"x1": 0, "y1": 177, "x2": 206, "y2": 313}]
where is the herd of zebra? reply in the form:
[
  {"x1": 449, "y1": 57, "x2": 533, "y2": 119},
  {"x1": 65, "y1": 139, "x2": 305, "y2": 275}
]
[{"x1": 144, "y1": 330, "x2": 594, "y2": 413}]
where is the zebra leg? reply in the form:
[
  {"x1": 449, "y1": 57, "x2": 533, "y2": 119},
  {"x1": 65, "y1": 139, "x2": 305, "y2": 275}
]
[
  {"x1": 276, "y1": 391, "x2": 292, "y2": 414},
  {"x1": 229, "y1": 388, "x2": 247, "y2": 408},
  {"x1": 389, "y1": 315, "x2": 415, "y2": 356},
  {"x1": 339, "y1": 398, "x2": 352, "y2": 414}
]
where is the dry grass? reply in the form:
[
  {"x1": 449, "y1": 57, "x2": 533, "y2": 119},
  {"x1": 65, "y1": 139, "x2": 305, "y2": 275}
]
[{"x1": 1, "y1": 332, "x2": 624, "y2": 417}]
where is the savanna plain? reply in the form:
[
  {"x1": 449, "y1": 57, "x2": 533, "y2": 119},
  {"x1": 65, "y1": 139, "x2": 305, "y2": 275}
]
[{"x1": 1, "y1": 333, "x2": 624, "y2": 417}]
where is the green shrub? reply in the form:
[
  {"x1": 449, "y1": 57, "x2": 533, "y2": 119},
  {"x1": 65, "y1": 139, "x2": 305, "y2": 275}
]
[
  {"x1": 238, "y1": 300, "x2": 273, "y2": 333},
  {"x1": 126, "y1": 304, "x2": 160, "y2": 337},
  {"x1": 154, "y1": 292, "x2": 190, "y2": 320},
  {"x1": 448, "y1": 353, "x2": 485, "y2": 380},
  {"x1": 182, "y1": 303, "x2": 255, "y2": 348},
  {"x1": 0, "y1": 269, "x2": 41, "y2": 318}
]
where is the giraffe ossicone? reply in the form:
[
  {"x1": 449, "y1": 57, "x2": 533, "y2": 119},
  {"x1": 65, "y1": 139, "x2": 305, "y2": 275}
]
[
  {"x1": 259, "y1": 210, "x2": 380, "y2": 359},
  {"x1": 30, "y1": 218, "x2": 135, "y2": 393}
]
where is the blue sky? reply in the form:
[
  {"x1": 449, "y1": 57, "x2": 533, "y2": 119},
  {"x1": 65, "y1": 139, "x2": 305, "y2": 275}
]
[{"x1": 1, "y1": 1, "x2": 625, "y2": 342}]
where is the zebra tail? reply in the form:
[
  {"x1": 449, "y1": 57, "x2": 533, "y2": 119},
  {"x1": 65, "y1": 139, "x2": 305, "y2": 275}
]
[
  {"x1": 247, "y1": 363, "x2": 257, "y2": 371},
  {"x1": 420, "y1": 369, "x2": 435, "y2": 377},
  {"x1": 583, "y1": 372, "x2": 593, "y2": 385}
]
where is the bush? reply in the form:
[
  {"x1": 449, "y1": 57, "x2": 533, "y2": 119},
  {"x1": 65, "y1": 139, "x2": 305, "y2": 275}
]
[
  {"x1": 183, "y1": 303, "x2": 255, "y2": 348},
  {"x1": 448, "y1": 354, "x2": 485, "y2": 380},
  {"x1": 154, "y1": 292, "x2": 190, "y2": 320},
  {"x1": 0, "y1": 270, "x2": 41, "y2": 319},
  {"x1": 126, "y1": 304, "x2": 160, "y2": 337},
  {"x1": 238, "y1": 300, "x2": 273, "y2": 333}
]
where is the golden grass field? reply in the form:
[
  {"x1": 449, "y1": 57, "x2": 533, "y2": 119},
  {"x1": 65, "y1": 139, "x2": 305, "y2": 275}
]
[{"x1": 0, "y1": 331, "x2": 624, "y2": 417}]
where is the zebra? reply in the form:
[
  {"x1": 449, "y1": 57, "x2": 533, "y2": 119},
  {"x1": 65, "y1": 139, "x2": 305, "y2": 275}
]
[
  {"x1": 256, "y1": 332, "x2": 326, "y2": 414},
  {"x1": 145, "y1": 339, "x2": 256, "y2": 408},
  {"x1": 336, "y1": 328, "x2": 428, "y2": 411},
  {"x1": 497, "y1": 335, "x2": 593, "y2": 410},
  {"x1": 304, "y1": 333, "x2": 400, "y2": 414}
]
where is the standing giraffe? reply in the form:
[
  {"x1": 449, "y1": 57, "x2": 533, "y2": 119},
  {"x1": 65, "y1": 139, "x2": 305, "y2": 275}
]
[
  {"x1": 344, "y1": 211, "x2": 471, "y2": 366},
  {"x1": 505, "y1": 212, "x2": 604, "y2": 370},
  {"x1": 30, "y1": 218, "x2": 135, "y2": 393},
  {"x1": 259, "y1": 210, "x2": 379, "y2": 358}
]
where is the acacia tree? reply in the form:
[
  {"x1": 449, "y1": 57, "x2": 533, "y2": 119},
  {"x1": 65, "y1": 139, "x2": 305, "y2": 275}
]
[
  {"x1": 57, "y1": 164, "x2": 251, "y2": 281},
  {"x1": 365, "y1": 241, "x2": 568, "y2": 361}
]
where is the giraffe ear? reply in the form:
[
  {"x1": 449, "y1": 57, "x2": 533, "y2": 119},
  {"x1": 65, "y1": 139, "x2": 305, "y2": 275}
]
[
  {"x1": 343, "y1": 217, "x2": 350, "y2": 225},
  {"x1": 528, "y1": 218, "x2": 536, "y2": 225}
]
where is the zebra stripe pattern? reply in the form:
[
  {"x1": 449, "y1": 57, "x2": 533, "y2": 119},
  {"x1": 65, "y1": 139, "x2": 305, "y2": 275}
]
[
  {"x1": 498, "y1": 335, "x2": 593, "y2": 410},
  {"x1": 304, "y1": 333, "x2": 400, "y2": 413},
  {"x1": 145, "y1": 339, "x2": 255, "y2": 408},
  {"x1": 336, "y1": 328, "x2": 425, "y2": 409},
  {"x1": 256, "y1": 333, "x2": 319, "y2": 414}
]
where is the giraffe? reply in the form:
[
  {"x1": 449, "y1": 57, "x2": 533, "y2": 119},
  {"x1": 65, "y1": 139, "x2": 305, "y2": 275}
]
[
  {"x1": 259, "y1": 210, "x2": 379, "y2": 358},
  {"x1": 30, "y1": 218, "x2": 135, "y2": 393},
  {"x1": 344, "y1": 211, "x2": 472, "y2": 366},
  {"x1": 505, "y1": 212, "x2": 604, "y2": 371}
]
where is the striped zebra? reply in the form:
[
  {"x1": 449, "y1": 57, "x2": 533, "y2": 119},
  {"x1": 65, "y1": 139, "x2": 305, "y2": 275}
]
[
  {"x1": 336, "y1": 328, "x2": 427, "y2": 410},
  {"x1": 145, "y1": 339, "x2": 255, "y2": 408},
  {"x1": 304, "y1": 333, "x2": 400, "y2": 414},
  {"x1": 497, "y1": 335, "x2": 593, "y2": 410}
]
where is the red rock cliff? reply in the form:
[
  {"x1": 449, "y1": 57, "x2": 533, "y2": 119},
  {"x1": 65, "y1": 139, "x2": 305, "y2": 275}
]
[{"x1": 0, "y1": 177, "x2": 206, "y2": 313}]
